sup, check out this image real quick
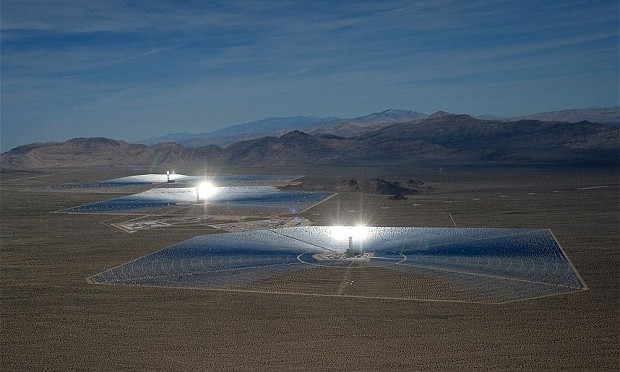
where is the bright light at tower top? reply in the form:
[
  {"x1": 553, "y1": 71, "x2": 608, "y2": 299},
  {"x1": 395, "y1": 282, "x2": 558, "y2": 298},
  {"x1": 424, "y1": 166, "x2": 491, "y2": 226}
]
[
  {"x1": 196, "y1": 181, "x2": 218, "y2": 200},
  {"x1": 331, "y1": 225, "x2": 369, "y2": 241}
]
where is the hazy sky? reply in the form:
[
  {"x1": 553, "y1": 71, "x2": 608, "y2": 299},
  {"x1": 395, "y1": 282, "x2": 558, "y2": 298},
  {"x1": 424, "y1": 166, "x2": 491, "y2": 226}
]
[{"x1": 1, "y1": 0, "x2": 618, "y2": 150}]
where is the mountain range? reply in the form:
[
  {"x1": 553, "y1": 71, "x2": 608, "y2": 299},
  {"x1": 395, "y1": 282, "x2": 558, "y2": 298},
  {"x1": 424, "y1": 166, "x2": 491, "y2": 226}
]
[
  {"x1": 138, "y1": 107, "x2": 618, "y2": 148},
  {"x1": 140, "y1": 110, "x2": 429, "y2": 147},
  {"x1": 2, "y1": 111, "x2": 618, "y2": 169}
]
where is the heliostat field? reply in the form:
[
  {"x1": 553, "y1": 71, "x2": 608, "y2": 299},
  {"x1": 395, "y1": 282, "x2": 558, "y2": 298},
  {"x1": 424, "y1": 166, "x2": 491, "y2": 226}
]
[
  {"x1": 57, "y1": 173, "x2": 332, "y2": 214},
  {"x1": 88, "y1": 226, "x2": 587, "y2": 304}
]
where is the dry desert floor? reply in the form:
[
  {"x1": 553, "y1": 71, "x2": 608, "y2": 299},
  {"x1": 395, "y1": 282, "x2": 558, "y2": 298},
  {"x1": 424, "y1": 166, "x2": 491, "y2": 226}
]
[{"x1": 1, "y1": 164, "x2": 618, "y2": 371}]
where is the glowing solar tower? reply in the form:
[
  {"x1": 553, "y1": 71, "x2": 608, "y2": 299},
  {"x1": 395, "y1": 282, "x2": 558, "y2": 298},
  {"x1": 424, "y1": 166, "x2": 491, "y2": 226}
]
[
  {"x1": 346, "y1": 235, "x2": 363, "y2": 257},
  {"x1": 332, "y1": 225, "x2": 368, "y2": 257},
  {"x1": 346, "y1": 228, "x2": 364, "y2": 257}
]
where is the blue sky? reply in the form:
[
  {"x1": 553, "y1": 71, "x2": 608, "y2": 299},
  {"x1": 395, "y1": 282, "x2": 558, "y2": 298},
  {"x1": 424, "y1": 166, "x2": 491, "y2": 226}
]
[{"x1": 1, "y1": 0, "x2": 618, "y2": 150}]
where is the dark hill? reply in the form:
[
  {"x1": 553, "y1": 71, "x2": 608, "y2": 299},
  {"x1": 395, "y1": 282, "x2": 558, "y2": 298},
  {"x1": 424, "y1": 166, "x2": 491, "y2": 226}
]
[
  {"x1": 222, "y1": 131, "x2": 346, "y2": 165},
  {"x1": 336, "y1": 179, "x2": 417, "y2": 194},
  {"x1": 360, "y1": 116, "x2": 618, "y2": 150},
  {"x1": 0, "y1": 138, "x2": 213, "y2": 169}
]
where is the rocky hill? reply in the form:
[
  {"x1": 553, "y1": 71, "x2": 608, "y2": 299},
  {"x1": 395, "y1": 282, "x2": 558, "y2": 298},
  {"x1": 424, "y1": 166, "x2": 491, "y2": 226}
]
[
  {"x1": 2, "y1": 115, "x2": 618, "y2": 169},
  {"x1": 0, "y1": 138, "x2": 219, "y2": 169},
  {"x1": 335, "y1": 179, "x2": 418, "y2": 194}
]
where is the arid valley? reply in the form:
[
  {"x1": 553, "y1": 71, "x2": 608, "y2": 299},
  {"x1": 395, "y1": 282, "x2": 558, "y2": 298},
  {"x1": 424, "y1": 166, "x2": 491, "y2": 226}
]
[{"x1": 1, "y1": 164, "x2": 617, "y2": 370}]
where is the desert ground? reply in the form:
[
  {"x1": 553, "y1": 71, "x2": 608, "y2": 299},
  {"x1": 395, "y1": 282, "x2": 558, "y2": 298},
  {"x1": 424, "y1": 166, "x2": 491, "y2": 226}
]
[{"x1": 1, "y1": 164, "x2": 618, "y2": 371}]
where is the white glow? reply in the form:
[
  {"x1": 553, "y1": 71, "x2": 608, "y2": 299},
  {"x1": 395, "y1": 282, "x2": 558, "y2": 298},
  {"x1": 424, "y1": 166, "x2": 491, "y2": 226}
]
[
  {"x1": 331, "y1": 225, "x2": 369, "y2": 242},
  {"x1": 196, "y1": 182, "x2": 218, "y2": 200},
  {"x1": 104, "y1": 173, "x2": 190, "y2": 184}
]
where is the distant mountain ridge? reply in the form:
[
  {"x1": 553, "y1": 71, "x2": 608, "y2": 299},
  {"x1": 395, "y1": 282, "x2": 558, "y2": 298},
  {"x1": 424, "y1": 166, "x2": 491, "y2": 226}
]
[
  {"x1": 138, "y1": 107, "x2": 618, "y2": 148},
  {"x1": 140, "y1": 116, "x2": 340, "y2": 147},
  {"x1": 346, "y1": 109, "x2": 427, "y2": 126},
  {"x1": 139, "y1": 109, "x2": 426, "y2": 147},
  {"x1": 3, "y1": 114, "x2": 618, "y2": 169},
  {"x1": 513, "y1": 107, "x2": 620, "y2": 125}
]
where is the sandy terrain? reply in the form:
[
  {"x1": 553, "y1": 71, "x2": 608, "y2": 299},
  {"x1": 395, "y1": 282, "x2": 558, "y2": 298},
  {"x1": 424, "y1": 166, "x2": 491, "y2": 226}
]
[{"x1": 1, "y1": 165, "x2": 618, "y2": 370}]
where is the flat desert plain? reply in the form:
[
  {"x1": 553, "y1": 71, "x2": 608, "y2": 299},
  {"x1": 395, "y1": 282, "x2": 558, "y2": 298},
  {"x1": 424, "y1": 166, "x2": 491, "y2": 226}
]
[{"x1": 1, "y1": 165, "x2": 618, "y2": 371}]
